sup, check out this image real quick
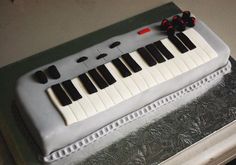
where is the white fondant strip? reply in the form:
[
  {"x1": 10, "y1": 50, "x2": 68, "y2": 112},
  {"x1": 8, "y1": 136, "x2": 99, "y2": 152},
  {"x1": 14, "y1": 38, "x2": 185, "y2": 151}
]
[{"x1": 43, "y1": 61, "x2": 231, "y2": 163}]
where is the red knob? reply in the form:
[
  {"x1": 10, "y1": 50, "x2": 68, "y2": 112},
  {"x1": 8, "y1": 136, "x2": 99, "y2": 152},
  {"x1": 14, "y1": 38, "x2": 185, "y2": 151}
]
[
  {"x1": 166, "y1": 25, "x2": 175, "y2": 36},
  {"x1": 186, "y1": 17, "x2": 196, "y2": 27},
  {"x1": 161, "y1": 19, "x2": 171, "y2": 30}
]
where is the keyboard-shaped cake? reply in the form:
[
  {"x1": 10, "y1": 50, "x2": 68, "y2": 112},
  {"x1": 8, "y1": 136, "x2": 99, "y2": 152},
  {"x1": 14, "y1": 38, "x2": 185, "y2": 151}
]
[{"x1": 15, "y1": 11, "x2": 231, "y2": 162}]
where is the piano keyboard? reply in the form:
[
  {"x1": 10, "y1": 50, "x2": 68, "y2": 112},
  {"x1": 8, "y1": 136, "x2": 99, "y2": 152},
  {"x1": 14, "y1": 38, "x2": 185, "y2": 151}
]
[{"x1": 46, "y1": 28, "x2": 218, "y2": 125}]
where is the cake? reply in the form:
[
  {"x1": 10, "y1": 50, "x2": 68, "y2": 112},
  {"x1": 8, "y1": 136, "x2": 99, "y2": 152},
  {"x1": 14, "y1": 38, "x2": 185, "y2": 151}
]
[{"x1": 14, "y1": 10, "x2": 231, "y2": 164}]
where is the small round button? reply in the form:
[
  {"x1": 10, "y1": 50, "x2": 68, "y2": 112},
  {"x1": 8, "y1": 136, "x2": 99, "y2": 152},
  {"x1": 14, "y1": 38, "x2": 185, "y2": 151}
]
[
  {"x1": 109, "y1": 41, "x2": 120, "y2": 49},
  {"x1": 76, "y1": 56, "x2": 88, "y2": 63},
  {"x1": 96, "y1": 53, "x2": 107, "y2": 59}
]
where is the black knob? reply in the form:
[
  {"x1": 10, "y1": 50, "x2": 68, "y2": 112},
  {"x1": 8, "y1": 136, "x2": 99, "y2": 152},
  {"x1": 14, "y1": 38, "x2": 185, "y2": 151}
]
[
  {"x1": 161, "y1": 19, "x2": 171, "y2": 30},
  {"x1": 166, "y1": 25, "x2": 175, "y2": 36},
  {"x1": 34, "y1": 70, "x2": 48, "y2": 84},
  {"x1": 47, "y1": 65, "x2": 61, "y2": 79},
  {"x1": 172, "y1": 15, "x2": 186, "y2": 31},
  {"x1": 182, "y1": 11, "x2": 191, "y2": 21},
  {"x1": 186, "y1": 17, "x2": 196, "y2": 27}
]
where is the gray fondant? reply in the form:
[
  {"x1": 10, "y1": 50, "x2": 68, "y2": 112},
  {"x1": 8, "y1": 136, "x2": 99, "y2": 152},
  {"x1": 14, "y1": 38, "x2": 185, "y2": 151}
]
[
  {"x1": 15, "y1": 13, "x2": 230, "y2": 158},
  {"x1": 43, "y1": 62, "x2": 231, "y2": 163}
]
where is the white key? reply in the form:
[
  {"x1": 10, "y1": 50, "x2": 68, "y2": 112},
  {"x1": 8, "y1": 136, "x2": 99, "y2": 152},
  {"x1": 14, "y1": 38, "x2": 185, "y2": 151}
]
[
  {"x1": 157, "y1": 63, "x2": 173, "y2": 80},
  {"x1": 192, "y1": 44, "x2": 210, "y2": 63},
  {"x1": 47, "y1": 88, "x2": 77, "y2": 125},
  {"x1": 184, "y1": 28, "x2": 218, "y2": 59},
  {"x1": 68, "y1": 102, "x2": 87, "y2": 121},
  {"x1": 130, "y1": 51, "x2": 157, "y2": 87},
  {"x1": 164, "y1": 59, "x2": 182, "y2": 76},
  {"x1": 104, "y1": 85, "x2": 123, "y2": 104},
  {"x1": 71, "y1": 78, "x2": 97, "y2": 116},
  {"x1": 179, "y1": 32, "x2": 210, "y2": 63},
  {"x1": 188, "y1": 49, "x2": 204, "y2": 66},
  {"x1": 87, "y1": 74, "x2": 114, "y2": 109},
  {"x1": 183, "y1": 29, "x2": 212, "y2": 62},
  {"x1": 60, "y1": 85, "x2": 88, "y2": 121},
  {"x1": 120, "y1": 58, "x2": 148, "y2": 92},
  {"x1": 161, "y1": 39, "x2": 189, "y2": 73},
  {"x1": 162, "y1": 38, "x2": 196, "y2": 70},
  {"x1": 105, "y1": 63, "x2": 132, "y2": 100},
  {"x1": 130, "y1": 51, "x2": 165, "y2": 84},
  {"x1": 107, "y1": 62, "x2": 140, "y2": 96}
]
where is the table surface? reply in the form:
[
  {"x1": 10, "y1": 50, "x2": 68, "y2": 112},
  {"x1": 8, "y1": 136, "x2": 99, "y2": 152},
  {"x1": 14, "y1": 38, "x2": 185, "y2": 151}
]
[{"x1": 0, "y1": 2, "x2": 236, "y2": 165}]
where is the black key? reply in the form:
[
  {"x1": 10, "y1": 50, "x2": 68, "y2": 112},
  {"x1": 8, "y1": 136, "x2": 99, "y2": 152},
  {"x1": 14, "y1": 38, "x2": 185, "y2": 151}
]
[
  {"x1": 97, "y1": 65, "x2": 116, "y2": 85},
  {"x1": 51, "y1": 84, "x2": 72, "y2": 106},
  {"x1": 47, "y1": 65, "x2": 60, "y2": 79},
  {"x1": 109, "y1": 41, "x2": 121, "y2": 48},
  {"x1": 34, "y1": 70, "x2": 48, "y2": 84},
  {"x1": 145, "y1": 44, "x2": 166, "y2": 63},
  {"x1": 62, "y1": 80, "x2": 82, "y2": 101},
  {"x1": 121, "y1": 53, "x2": 142, "y2": 73},
  {"x1": 154, "y1": 41, "x2": 174, "y2": 60},
  {"x1": 137, "y1": 47, "x2": 156, "y2": 67},
  {"x1": 168, "y1": 35, "x2": 188, "y2": 53},
  {"x1": 88, "y1": 69, "x2": 108, "y2": 89},
  {"x1": 78, "y1": 73, "x2": 97, "y2": 94},
  {"x1": 112, "y1": 58, "x2": 131, "y2": 77},
  {"x1": 176, "y1": 32, "x2": 196, "y2": 50}
]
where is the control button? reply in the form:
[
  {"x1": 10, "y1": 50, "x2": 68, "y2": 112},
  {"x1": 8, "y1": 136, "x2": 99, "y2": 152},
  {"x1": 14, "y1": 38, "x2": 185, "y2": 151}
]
[
  {"x1": 161, "y1": 19, "x2": 171, "y2": 30},
  {"x1": 172, "y1": 15, "x2": 186, "y2": 31},
  {"x1": 137, "y1": 28, "x2": 151, "y2": 35},
  {"x1": 186, "y1": 17, "x2": 196, "y2": 27},
  {"x1": 166, "y1": 25, "x2": 175, "y2": 36},
  {"x1": 96, "y1": 53, "x2": 107, "y2": 59},
  {"x1": 76, "y1": 56, "x2": 88, "y2": 63},
  {"x1": 34, "y1": 70, "x2": 48, "y2": 84},
  {"x1": 182, "y1": 11, "x2": 191, "y2": 21},
  {"x1": 109, "y1": 41, "x2": 120, "y2": 49},
  {"x1": 47, "y1": 65, "x2": 60, "y2": 79}
]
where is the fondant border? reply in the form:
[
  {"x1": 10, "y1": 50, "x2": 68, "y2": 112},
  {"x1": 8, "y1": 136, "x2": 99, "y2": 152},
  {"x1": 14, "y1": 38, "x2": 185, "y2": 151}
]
[{"x1": 43, "y1": 61, "x2": 232, "y2": 163}]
